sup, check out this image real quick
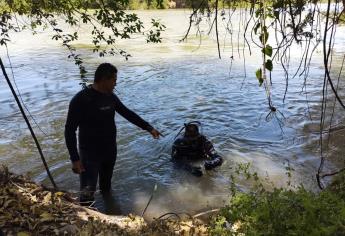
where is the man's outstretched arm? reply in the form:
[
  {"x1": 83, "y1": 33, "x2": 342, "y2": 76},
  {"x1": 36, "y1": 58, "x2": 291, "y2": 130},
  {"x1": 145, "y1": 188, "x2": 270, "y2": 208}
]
[{"x1": 114, "y1": 95, "x2": 161, "y2": 138}]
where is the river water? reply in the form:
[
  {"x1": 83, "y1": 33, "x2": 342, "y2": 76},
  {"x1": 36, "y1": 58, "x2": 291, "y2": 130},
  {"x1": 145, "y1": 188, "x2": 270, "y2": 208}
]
[{"x1": 0, "y1": 9, "x2": 345, "y2": 219}]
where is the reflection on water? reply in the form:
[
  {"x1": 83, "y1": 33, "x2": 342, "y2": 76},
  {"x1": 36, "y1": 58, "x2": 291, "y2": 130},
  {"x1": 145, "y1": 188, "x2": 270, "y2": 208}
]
[{"x1": 0, "y1": 10, "x2": 345, "y2": 219}]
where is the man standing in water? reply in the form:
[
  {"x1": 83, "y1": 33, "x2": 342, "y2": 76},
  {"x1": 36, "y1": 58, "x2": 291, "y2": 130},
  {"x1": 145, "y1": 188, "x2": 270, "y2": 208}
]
[{"x1": 65, "y1": 63, "x2": 161, "y2": 204}]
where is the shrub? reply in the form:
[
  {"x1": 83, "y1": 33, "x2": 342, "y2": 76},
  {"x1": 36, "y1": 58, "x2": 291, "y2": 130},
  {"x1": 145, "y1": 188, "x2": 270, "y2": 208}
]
[{"x1": 209, "y1": 165, "x2": 345, "y2": 235}]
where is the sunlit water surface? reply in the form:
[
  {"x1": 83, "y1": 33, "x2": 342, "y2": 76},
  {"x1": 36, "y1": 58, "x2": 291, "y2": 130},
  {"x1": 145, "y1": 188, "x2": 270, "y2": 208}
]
[{"x1": 0, "y1": 9, "x2": 345, "y2": 219}]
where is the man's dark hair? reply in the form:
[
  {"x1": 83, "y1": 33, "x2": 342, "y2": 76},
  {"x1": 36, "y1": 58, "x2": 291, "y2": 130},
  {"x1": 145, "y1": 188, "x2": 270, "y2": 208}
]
[
  {"x1": 94, "y1": 63, "x2": 117, "y2": 83},
  {"x1": 184, "y1": 123, "x2": 199, "y2": 138}
]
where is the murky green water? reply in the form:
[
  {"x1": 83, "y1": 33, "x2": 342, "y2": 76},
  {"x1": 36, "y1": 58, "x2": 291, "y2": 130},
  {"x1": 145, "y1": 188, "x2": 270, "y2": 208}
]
[{"x1": 0, "y1": 9, "x2": 344, "y2": 219}]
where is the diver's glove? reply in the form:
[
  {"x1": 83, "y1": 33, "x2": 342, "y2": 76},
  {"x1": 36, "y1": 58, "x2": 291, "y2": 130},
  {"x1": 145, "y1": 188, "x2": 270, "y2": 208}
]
[
  {"x1": 204, "y1": 157, "x2": 223, "y2": 170},
  {"x1": 191, "y1": 166, "x2": 203, "y2": 177}
]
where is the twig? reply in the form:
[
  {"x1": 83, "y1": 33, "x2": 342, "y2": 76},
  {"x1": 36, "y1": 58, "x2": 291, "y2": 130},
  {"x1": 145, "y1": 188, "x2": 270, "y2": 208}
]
[
  {"x1": 215, "y1": 0, "x2": 221, "y2": 59},
  {"x1": 193, "y1": 208, "x2": 220, "y2": 218},
  {"x1": 0, "y1": 58, "x2": 57, "y2": 189}
]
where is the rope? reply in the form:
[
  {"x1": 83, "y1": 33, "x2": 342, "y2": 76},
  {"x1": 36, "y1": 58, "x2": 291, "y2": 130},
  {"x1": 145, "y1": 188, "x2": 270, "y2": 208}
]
[{"x1": 141, "y1": 184, "x2": 157, "y2": 217}]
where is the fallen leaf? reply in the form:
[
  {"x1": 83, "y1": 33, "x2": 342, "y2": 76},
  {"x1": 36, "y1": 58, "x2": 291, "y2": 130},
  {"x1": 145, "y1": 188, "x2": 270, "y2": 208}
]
[
  {"x1": 30, "y1": 195, "x2": 38, "y2": 203},
  {"x1": 40, "y1": 212, "x2": 54, "y2": 222},
  {"x1": 3, "y1": 199, "x2": 15, "y2": 208},
  {"x1": 17, "y1": 231, "x2": 31, "y2": 236},
  {"x1": 43, "y1": 192, "x2": 52, "y2": 204},
  {"x1": 54, "y1": 192, "x2": 64, "y2": 198}
]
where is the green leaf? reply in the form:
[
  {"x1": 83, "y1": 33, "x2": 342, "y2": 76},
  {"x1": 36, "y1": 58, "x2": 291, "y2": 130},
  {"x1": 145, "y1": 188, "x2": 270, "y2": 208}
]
[
  {"x1": 259, "y1": 27, "x2": 269, "y2": 44},
  {"x1": 255, "y1": 8, "x2": 262, "y2": 18},
  {"x1": 255, "y1": 68, "x2": 262, "y2": 79},
  {"x1": 254, "y1": 23, "x2": 261, "y2": 34},
  {"x1": 262, "y1": 45, "x2": 273, "y2": 57},
  {"x1": 256, "y1": 68, "x2": 263, "y2": 86},
  {"x1": 265, "y1": 59, "x2": 273, "y2": 71}
]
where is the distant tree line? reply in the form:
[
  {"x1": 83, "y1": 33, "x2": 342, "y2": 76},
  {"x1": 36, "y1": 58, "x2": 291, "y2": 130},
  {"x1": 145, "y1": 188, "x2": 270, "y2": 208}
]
[
  {"x1": 0, "y1": 0, "x2": 222, "y2": 11},
  {"x1": 72, "y1": 0, "x2": 207, "y2": 9}
]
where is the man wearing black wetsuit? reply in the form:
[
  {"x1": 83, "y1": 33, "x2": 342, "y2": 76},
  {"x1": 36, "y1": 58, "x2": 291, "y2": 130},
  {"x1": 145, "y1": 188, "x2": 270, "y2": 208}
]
[
  {"x1": 171, "y1": 123, "x2": 223, "y2": 176},
  {"x1": 65, "y1": 63, "x2": 161, "y2": 204}
]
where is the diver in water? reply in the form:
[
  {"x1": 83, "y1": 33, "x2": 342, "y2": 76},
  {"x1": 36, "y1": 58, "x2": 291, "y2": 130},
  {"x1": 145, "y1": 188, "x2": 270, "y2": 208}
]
[{"x1": 171, "y1": 122, "x2": 223, "y2": 177}]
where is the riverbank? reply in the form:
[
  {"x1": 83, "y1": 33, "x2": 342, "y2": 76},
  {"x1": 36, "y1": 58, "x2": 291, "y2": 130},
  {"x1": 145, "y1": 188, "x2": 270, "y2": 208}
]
[
  {"x1": 2, "y1": 159, "x2": 345, "y2": 235},
  {"x1": 208, "y1": 161, "x2": 345, "y2": 235},
  {"x1": 0, "y1": 165, "x2": 208, "y2": 235}
]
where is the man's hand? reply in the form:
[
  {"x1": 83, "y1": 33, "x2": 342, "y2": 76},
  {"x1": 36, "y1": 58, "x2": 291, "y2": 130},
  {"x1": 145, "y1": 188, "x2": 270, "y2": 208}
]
[
  {"x1": 150, "y1": 128, "x2": 162, "y2": 139},
  {"x1": 72, "y1": 160, "x2": 85, "y2": 174}
]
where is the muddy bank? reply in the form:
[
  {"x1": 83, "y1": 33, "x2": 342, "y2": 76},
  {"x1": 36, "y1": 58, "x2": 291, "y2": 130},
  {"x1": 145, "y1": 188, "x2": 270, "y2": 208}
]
[{"x1": 0, "y1": 165, "x2": 208, "y2": 235}]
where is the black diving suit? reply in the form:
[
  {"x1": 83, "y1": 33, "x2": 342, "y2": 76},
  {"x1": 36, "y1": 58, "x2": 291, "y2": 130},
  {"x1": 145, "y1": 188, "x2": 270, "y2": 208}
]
[{"x1": 171, "y1": 134, "x2": 223, "y2": 176}]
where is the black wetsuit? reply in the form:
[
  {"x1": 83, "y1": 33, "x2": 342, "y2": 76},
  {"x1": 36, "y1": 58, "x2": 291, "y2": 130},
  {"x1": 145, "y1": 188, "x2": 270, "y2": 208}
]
[
  {"x1": 65, "y1": 86, "x2": 153, "y2": 200},
  {"x1": 171, "y1": 135, "x2": 223, "y2": 176}
]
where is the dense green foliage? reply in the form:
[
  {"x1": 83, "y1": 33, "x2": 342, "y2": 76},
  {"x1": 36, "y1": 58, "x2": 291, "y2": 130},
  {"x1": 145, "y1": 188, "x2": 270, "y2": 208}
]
[
  {"x1": 211, "y1": 188, "x2": 345, "y2": 235},
  {"x1": 128, "y1": 0, "x2": 170, "y2": 9},
  {"x1": 0, "y1": 0, "x2": 162, "y2": 11},
  {"x1": 209, "y1": 166, "x2": 345, "y2": 235},
  {"x1": 0, "y1": 0, "x2": 196, "y2": 11}
]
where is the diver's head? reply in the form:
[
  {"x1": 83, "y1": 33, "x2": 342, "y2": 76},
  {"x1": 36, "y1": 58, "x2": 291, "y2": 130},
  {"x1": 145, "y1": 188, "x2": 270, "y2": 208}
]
[{"x1": 184, "y1": 123, "x2": 200, "y2": 139}]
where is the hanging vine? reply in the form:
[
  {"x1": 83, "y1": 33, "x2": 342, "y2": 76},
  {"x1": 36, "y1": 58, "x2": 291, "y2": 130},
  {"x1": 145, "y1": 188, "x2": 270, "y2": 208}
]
[
  {"x1": 182, "y1": 0, "x2": 345, "y2": 188},
  {"x1": 1, "y1": 0, "x2": 345, "y2": 188}
]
